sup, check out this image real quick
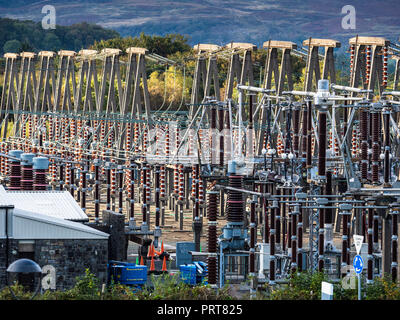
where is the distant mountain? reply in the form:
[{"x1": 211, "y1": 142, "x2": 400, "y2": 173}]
[{"x1": 0, "y1": 0, "x2": 399, "y2": 50}]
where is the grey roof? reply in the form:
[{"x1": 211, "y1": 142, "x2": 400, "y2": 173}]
[
  {"x1": 10, "y1": 208, "x2": 108, "y2": 240},
  {"x1": 0, "y1": 187, "x2": 88, "y2": 222}
]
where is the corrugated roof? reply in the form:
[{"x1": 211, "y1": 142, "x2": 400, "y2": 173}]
[
  {"x1": 0, "y1": 188, "x2": 88, "y2": 222},
  {"x1": 11, "y1": 208, "x2": 108, "y2": 240}
]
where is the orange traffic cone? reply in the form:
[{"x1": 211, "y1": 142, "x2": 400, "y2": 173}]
[
  {"x1": 147, "y1": 244, "x2": 153, "y2": 258},
  {"x1": 155, "y1": 242, "x2": 164, "y2": 256},
  {"x1": 161, "y1": 255, "x2": 167, "y2": 272},
  {"x1": 160, "y1": 241, "x2": 164, "y2": 254},
  {"x1": 150, "y1": 256, "x2": 155, "y2": 272},
  {"x1": 140, "y1": 256, "x2": 144, "y2": 266}
]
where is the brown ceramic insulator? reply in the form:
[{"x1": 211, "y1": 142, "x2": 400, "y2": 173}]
[
  {"x1": 318, "y1": 111, "x2": 327, "y2": 177},
  {"x1": 207, "y1": 191, "x2": 218, "y2": 285},
  {"x1": 371, "y1": 111, "x2": 380, "y2": 183},
  {"x1": 160, "y1": 165, "x2": 166, "y2": 198},
  {"x1": 142, "y1": 162, "x2": 147, "y2": 223},
  {"x1": 218, "y1": 107, "x2": 224, "y2": 166},
  {"x1": 34, "y1": 169, "x2": 47, "y2": 191},
  {"x1": 350, "y1": 45, "x2": 355, "y2": 77},
  {"x1": 382, "y1": 46, "x2": 388, "y2": 87},
  {"x1": 269, "y1": 185, "x2": 276, "y2": 282},
  {"x1": 59, "y1": 163, "x2": 64, "y2": 191},
  {"x1": 70, "y1": 166, "x2": 75, "y2": 197},
  {"x1": 263, "y1": 183, "x2": 269, "y2": 243},
  {"x1": 227, "y1": 175, "x2": 244, "y2": 223},
  {"x1": 94, "y1": 163, "x2": 100, "y2": 220},
  {"x1": 301, "y1": 105, "x2": 308, "y2": 158},
  {"x1": 367, "y1": 207, "x2": 374, "y2": 282},
  {"x1": 365, "y1": 45, "x2": 371, "y2": 85},
  {"x1": 325, "y1": 171, "x2": 333, "y2": 224},
  {"x1": 306, "y1": 100, "x2": 312, "y2": 167},
  {"x1": 118, "y1": 168, "x2": 124, "y2": 213},
  {"x1": 275, "y1": 188, "x2": 281, "y2": 246},
  {"x1": 106, "y1": 166, "x2": 111, "y2": 210},
  {"x1": 293, "y1": 107, "x2": 300, "y2": 156},
  {"x1": 178, "y1": 164, "x2": 184, "y2": 202},
  {"x1": 207, "y1": 257, "x2": 217, "y2": 285},
  {"x1": 81, "y1": 168, "x2": 87, "y2": 212},
  {"x1": 383, "y1": 110, "x2": 391, "y2": 185},
  {"x1": 360, "y1": 109, "x2": 369, "y2": 181},
  {"x1": 130, "y1": 161, "x2": 135, "y2": 219},
  {"x1": 9, "y1": 161, "x2": 22, "y2": 190},
  {"x1": 208, "y1": 225, "x2": 217, "y2": 253},
  {"x1": 155, "y1": 165, "x2": 160, "y2": 227}
]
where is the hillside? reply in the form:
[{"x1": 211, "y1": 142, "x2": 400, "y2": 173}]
[
  {"x1": 0, "y1": 18, "x2": 119, "y2": 54},
  {"x1": 0, "y1": 0, "x2": 399, "y2": 50}
]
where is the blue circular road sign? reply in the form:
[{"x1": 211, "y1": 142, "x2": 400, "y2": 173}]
[{"x1": 353, "y1": 255, "x2": 363, "y2": 274}]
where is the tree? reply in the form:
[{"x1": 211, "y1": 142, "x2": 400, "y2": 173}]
[
  {"x1": 3, "y1": 39, "x2": 21, "y2": 53},
  {"x1": 43, "y1": 33, "x2": 61, "y2": 51}
]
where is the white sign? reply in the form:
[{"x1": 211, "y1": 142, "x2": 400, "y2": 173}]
[
  {"x1": 353, "y1": 235, "x2": 364, "y2": 255},
  {"x1": 321, "y1": 281, "x2": 334, "y2": 300},
  {"x1": 41, "y1": 265, "x2": 56, "y2": 290}
]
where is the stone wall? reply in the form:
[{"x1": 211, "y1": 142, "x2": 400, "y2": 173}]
[{"x1": 0, "y1": 238, "x2": 108, "y2": 291}]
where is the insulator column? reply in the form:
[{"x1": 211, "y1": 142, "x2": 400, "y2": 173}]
[
  {"x1": 226, "y1": 175, "x2": 244, "y2": 223},
  {"x1": 142, "y1": 161, "x2": 148, "y2": 224},
  {"x1": 318, "y1": 200, "x2": 325, "y2": 272},
  {"x1": 105, "y1": 161, "x2": 111, "y2": 211},
  {"x1": 218, "y1": 105, "x2": 225, "y2": 166},
  {"x1": 390, "y1": 205, "x2": 398, "y2": 282},
  {"x1": 8, "y1": 150, "x2": 23, "y2": 190},
  {"x1": 269, "y1": 196, "x2": 277, "y2": 284},
  {"x1": 249, "y1": 184, "x2": 256, "y2": 275},
  {"x1": 263, "y1": 182, "x2": 269, "y2": 243},
  {"x1": 275, "y1": 188, "x2": 281, "y2": 251},
  {"x1": 301, "y1": 103, "x2": 308, "y2": 159},
  {"x1": 365, "y1": 45, "x2": 371, "y2": 85},
  {"x1": 367, "y1": 198, "x2": 374, "y2": 283},
  {"x1": 306, "y1": 100, "x2": 313, "y2": 168},
  {"x1": 340, "y1": 203, "x2": 352, "y2": 273},
  {"x1": 297, "y1": 203, "x2": 303, "y2": 272},
  {"x1": 293, "y1": 105, "x2": 300, "y2": 158},
  {"x1": 291, "y1": 203, "x2": 298, "y2": 274},
  {"x1": 371, "y1": 109, "x2": 380, "y2": 184},
  {"x1": 129, "y1": 159, "x2": 135, "y2": 226},
  {"x1": 383, "y1": 106, "x2": 391, "y2": 187},
  {"x1": 360, "y1": 108, "x2": 369, "y2": 182},
  {"x1": 178, "y1": 164, "x2": 184, "y2": 230},
  {"x1": 94, "y1": 159, "x2": 100, "y2": 223},
  {"x1": 59, "y1": 159, "x2": 65, "y2": 191},
  {"x1": 155, "y1": 165, "x2": 160, "y2": 228},
  {"x1": 70, "y1": 165, "x2": 75, "y2": 198},
  {"x1": 382, "y1": 46, "x2": 388, "y2": 87},
  {"x1": 33, "y1": 157, "x2": 49, "y2": 191},
  {"x1": 207, "y1": 190, "x2": 218, "y2": 286},
  {"x1": 318, "y1": 109, "x2": 327, "y2": 178},
  {"x1": 80, "y1": 165, "x2": 87, "y2": 214},
  {"x1": 118, "y1": 165, "x2": 124, "y2": 214}
]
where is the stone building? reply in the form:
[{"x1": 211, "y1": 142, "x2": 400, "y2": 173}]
[{"x1": 0, "y1": 192, "x2": 109, "y2": 291}]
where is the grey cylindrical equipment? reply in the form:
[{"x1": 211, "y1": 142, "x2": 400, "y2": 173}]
[
  {"x1": 227, "y1": 160, "x2": 236, "y2": 175},
  {"x1": 21, "y1": 153, "x2": 35, "y2": 191},
  {"x1": 9, "y1": 150, "x2": 24, "y2": 190},
  {"x1": 33, "y1": 156, "x2": 49, "y2": 191}
]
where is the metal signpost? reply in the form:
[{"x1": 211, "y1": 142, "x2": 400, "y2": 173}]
[{"x1": 353, "y1": 235, "x2": 364, "y2": 300}]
